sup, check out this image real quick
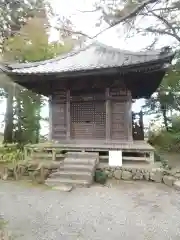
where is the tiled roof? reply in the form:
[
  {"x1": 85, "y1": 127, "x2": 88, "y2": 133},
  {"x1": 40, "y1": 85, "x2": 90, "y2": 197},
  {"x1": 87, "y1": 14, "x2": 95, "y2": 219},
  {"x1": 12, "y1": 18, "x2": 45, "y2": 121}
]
[{"x1": 5, "y1": 41, "x2": 174, "y2": 75}]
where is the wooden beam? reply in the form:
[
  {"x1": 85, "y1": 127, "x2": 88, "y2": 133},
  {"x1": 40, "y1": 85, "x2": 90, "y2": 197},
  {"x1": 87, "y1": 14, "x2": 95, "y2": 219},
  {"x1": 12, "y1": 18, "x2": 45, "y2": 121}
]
[
  {"x1": 105, "y1": 88, "x2": 111, "y2": 141},
  {"x1": 66, "y1": 89, "x2": 71, "y2": 140}
]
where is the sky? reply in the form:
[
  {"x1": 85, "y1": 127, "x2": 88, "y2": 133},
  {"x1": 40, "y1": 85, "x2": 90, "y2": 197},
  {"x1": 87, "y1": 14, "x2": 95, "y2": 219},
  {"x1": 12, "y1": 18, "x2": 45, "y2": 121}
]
[{"x1": 50, "y1": 0, "x2": 174, "y2": 49}]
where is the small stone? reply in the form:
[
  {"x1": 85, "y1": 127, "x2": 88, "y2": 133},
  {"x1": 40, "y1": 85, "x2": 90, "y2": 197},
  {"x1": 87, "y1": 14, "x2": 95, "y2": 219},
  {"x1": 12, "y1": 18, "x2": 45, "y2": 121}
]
[
  {"x1": 43, "y1": 169, "x2": 50, "y2": 179},
  {"x1": 131, "y1": 168, "x2": 137, "y2": 174},
  {"x1": 52, "y1": 184, "x2": 73, "y2": 192},
  {"x1": 144, "y1": 172, "x2": 150, "y2": 181},
  {"x1": 7, "y1": 169, "x2": 14, "y2": 177},
  {"x1": 0, "y1": 230, "x2": 12, "y2": 239},
  {"x1": 122, "y1": 170, "x2": 132, "y2": 180},
  {"x1": 114, "y1": 170, "x2": 122, "y2": 180},
  {"x1": 42, "y1": 162, "x2": 60, "y2": 170},
  {"x1": 173, "y1": 180, "x2": 180, "y2": 191},
  {"x1": 28, "y1": 162, "x2": 39, "y2": 171},
  {"x1": 107, "y1": 171, "x2": 113, "y2": 179},
  {"x1": 2, "y1": 174, "x2": 8, "y2": 180},
  {"x1": 150, "y1": 169, "x2": 164, "y2": 183},
  {"x1": 18, "y1": 165, "x2": 27, "y2": 176},
  {"x1": 163, "y1": 175, "x2": 176, "y2": 187},
  {"x1": 105, "y1": 170, "x2": 110, "y2": 175},
  {"x1": 133, "y1": 171, "x2": 143, "y2": 180},
  {"x1": 173, "y1": 173, "x2": 180, "y2": 179}
]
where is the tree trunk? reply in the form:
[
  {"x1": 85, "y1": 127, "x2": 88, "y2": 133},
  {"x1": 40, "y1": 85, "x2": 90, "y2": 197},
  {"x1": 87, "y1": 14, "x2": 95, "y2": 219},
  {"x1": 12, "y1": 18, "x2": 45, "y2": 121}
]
[
  {"x1": 160, "y1": 100, "x2": 169, "y2": 131},
  {"x1": 15, "y1": 92, "x2": 23, "y2": 144},
  {"x1": 158, "y1": 92, "x2": 169, "y2": 131},
  {"x1": 35, "y1": 104, "x2": 41, "y2": 144},
  {"x1": 162, "y1": 107, "x2": 169, "y2": 131},
  {"x1": 3, "y1": 88, "x2": 14, "y2": 143}
]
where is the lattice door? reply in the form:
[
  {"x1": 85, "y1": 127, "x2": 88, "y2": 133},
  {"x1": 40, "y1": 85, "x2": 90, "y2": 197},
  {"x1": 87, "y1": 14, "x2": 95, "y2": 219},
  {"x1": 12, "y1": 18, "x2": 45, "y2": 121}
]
[{"x1": 71, "y1": 101, "x2": 106, "y2": 140}]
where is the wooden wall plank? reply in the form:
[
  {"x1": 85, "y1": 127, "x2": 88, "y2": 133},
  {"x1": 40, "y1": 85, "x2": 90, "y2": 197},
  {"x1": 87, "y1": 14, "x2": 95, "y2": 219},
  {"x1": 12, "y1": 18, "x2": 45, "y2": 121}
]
[
  {"x1": 66, "y1": 89, "x2": 71, "y2": 140},
  {"x1": 105, "y1": 88, "x2": 111, "y2": 141},
  {"x1": 51, "y1": 90, "x2": 66, "y2": 141},
  {"x1": 48, "y1": 95, "x2": 52, "y2": 141},
  {"x1": 111, "y1": 100, "x2": 128, "y2": 140}
]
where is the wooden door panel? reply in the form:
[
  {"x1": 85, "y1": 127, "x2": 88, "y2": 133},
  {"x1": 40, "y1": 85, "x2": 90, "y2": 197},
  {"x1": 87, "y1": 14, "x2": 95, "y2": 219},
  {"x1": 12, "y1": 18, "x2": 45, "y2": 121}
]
[
  {"x1": 71, "y1": 101, "x2": 106, "y2": 139},
  {"x1": 111, "y1": 101, "x2": 128, "y2": 140}
]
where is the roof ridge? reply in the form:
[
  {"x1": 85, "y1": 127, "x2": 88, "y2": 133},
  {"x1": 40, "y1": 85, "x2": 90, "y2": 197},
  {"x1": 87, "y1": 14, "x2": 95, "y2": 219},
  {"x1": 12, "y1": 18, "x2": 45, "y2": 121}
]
[{"x1": 94, "y1": 41, "x2": 162, "y2": 56}]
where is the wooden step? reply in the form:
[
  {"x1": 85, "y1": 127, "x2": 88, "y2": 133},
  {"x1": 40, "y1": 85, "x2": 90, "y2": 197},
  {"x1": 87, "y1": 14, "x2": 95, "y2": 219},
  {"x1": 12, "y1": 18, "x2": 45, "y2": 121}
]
[
  {"x1": 123, "y1": 156, "x2": 150, "y2": 161},
  {"x1": 65, "y1": 152, "x2": 99, "y2": 159}
]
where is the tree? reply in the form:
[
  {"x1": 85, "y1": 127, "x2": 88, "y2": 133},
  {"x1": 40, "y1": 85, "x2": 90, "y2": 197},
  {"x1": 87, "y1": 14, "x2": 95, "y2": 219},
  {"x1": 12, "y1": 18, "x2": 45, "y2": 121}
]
[
  {"x1": 143, "y1": 60, "x2": 180, "y2": 131},
  {"x1": 2, "y1": 14, "x2": 74, "y2": 144},
  {"x1": 0, "y1": 0, "x2": 47, "y2": 51},
  {"x1": 0, "y1": 0, "x2": 48, "y2": 143}
]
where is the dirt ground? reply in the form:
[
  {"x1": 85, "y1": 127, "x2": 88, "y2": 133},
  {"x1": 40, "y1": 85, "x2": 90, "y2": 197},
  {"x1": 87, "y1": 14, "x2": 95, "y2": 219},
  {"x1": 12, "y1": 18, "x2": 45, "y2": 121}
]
[{"x1": 0, "y1": 181, "x2": 180, "y2": 240}]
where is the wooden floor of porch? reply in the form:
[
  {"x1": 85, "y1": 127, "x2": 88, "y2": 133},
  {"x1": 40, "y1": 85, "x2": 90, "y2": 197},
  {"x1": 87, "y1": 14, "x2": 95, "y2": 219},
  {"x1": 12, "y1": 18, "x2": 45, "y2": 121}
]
[
  {"x1": 29, "y1": 140, "x2": 154, "y2": 152},
  {"x1": 26, "y1": 140, "x2": 154, "y2": 164}
]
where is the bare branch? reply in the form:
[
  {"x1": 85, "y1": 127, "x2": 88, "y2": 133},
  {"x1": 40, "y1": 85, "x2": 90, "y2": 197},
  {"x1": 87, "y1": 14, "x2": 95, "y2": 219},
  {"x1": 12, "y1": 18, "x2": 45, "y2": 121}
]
[
  {"x1": 108, "y1": 0, "x2": 159, "y2": 26},
  {"x1": 146, "y1": 7, "x2": 180, "y2": 42},
  {"x1": 92, "y1": 0, "x2": 159, "y2": 39},
  {"x1": 145, "y1": 27, "x2": 180, "y2": 39},
  {"x1": 151, "y1": 6, "x2": 178, "y2": 12},
  {"x1": 54, "y1": 26, "x2": 92, "y2": 39},
  {"x1": 146, "y1": 37, "x2": 159, "y2": 50}
]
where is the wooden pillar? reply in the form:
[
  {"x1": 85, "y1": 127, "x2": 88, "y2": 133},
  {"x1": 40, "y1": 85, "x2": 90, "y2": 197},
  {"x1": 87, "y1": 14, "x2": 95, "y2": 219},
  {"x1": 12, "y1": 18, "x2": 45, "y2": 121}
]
[
  {"x1": 106, "y1": 88, "x2": 111, "y2": 141},
  {"x1": 127, "y1": 91, "x2": 133, "y2": 141},
  {"x1": 48, "y1": 95, "x2": 52, "y2": 141},
  {"x1": 66, "y1": 89, "x2": 70, "y2": 140}
]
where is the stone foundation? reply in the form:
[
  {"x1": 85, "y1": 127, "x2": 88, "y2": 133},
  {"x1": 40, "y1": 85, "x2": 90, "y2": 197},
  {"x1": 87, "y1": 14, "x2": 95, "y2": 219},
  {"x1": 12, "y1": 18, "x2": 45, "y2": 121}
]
[
  {"x1": 0, "y1": 161, "x2": 60, "y2": 183},
  {"x1": 98, "y1": 166, "x2": 180, "y2": 190},
  {"x1": 2, "y1": 161, "x2": 180, "y2": 191}
]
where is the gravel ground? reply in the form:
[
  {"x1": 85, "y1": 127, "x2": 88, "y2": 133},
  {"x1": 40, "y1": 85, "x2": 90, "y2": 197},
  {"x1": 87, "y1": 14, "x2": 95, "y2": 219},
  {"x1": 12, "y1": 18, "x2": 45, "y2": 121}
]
[{"x1": 0, "y1": 181, "x2": 180, "y2": 240}]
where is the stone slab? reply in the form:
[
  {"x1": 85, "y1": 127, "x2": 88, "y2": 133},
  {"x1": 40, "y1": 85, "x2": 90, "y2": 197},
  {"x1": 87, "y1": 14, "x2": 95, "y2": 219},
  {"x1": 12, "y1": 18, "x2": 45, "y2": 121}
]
[
  {"x1": 150, "y1": 169, "x2": 164, "y2": 183},
  {"x1": 133, "y1": 170, "x2": 143, "y2": 180},
  {"x1": 163, "y1": 175, "x2": 176, "y2": 187},
  {"x1": 114, "y1": 170, "x2": 122, "y2": 180},
  {"x1": 52, "y1": 184, "x2": 73, "y2": 192},
  {"x1": 121, "y1": 171, "x2": 132, "y2": 180},
  {"x1": 173, "y1": 180, "x2": 180, "y2": 191}
]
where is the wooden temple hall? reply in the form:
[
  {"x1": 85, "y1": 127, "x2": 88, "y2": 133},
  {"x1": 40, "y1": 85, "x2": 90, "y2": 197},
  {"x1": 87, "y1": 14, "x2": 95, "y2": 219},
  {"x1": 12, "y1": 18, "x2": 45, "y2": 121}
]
[{"x1": 1, "y1": 41, "x2": 174, "y2": 164}]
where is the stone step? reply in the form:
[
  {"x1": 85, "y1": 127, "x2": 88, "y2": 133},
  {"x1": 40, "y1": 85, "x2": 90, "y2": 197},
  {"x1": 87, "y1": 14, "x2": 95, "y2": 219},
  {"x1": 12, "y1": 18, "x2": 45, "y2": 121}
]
[
  {"x1": 64, "y1": 158, "x2": 97, "y2": 165},
  {"x1": 45, "y1": 178, "x2": 91, "y2": 187},
  {"x1": 49, "y1": 171, "x2": 93, "y2": 181},
  {"x1": 59, "y1": 164, "x2": 95, "y2": 172},
  {"x1": 45, "y1": 151, "x2": 98, "y2": 188},
  {"x1": 65, "y1": 152, "x2": 99, "y2": 160}
]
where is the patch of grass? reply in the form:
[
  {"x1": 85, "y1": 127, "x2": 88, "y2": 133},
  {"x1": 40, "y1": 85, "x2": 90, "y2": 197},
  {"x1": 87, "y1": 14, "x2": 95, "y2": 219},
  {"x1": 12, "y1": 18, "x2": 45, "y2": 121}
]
[
  {"x1": 0, "y1": 219, "x2": 8, "y2": 230},
  {"x1": 0, "y1": 219, "x2": 17, "y2": 240},
  {"x1": 156, "y1": 149, "x2": 180, "y2": 170}
]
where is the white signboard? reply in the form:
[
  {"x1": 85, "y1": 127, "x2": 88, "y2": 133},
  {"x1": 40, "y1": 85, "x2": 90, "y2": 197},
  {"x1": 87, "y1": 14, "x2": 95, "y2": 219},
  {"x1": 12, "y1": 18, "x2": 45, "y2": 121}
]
[{"x1": 109, "y1": 150, "x2": 122, "y2": 167}]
